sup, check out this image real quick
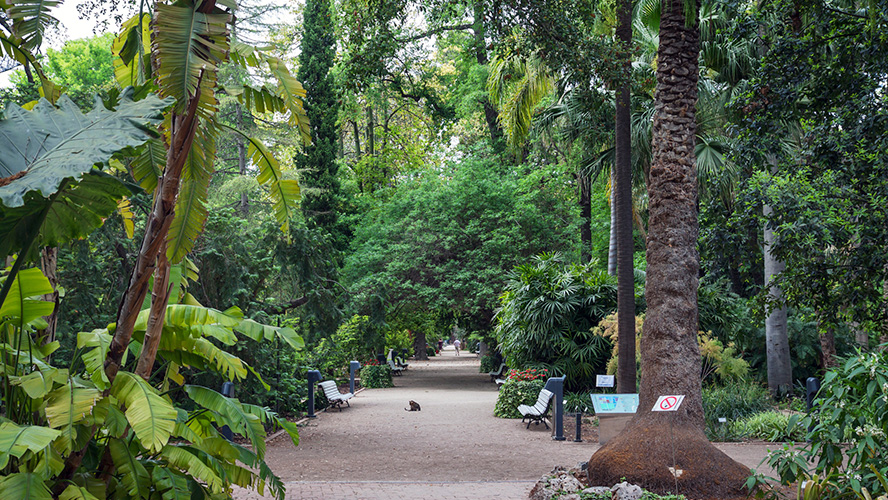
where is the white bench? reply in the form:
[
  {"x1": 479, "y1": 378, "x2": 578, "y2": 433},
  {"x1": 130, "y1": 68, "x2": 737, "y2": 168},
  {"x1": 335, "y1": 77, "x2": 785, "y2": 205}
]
[
  {"x1": 388, "y1": 349, "x2": 409, "y2": 369},
  {"x1": 387, "y1": 358, "x2": 404, "y2": 376},
  {"x1": 518, "y1": 388, "x2": 554, "y2": 429},
  {"x1": 489, "y1": 363, "x2": 508, "y2": 382},
  {"x1": 318, "y1": 380, "x2": 354, "y2": 411}
]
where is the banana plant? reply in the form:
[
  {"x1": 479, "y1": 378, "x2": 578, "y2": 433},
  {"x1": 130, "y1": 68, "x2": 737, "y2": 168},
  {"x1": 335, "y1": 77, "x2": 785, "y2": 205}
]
[{"x1": 0, "y1": 266, "x2": 301, "y2": 499}]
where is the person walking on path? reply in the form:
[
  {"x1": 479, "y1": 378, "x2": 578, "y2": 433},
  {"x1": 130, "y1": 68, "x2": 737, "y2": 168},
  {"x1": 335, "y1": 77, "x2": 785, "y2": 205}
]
[{"x1": 453, "y1": 338, "x2": 461, "y2": 356}]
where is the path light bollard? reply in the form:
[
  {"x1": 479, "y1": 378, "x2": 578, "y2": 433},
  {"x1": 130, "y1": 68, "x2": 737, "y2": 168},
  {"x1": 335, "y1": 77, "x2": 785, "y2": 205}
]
[
  {"x1": 307, "y1": 370, "x2": 321, "y2": 418},
  {"x1": 220, "y1": 382, "x2": 235, "y2": 440},
  {"x1": 349, "y1": 361, "x2": 361, "y2": 394},
  {"x1": 573, "y1": 412, "x2": 583, "y2": 442},
  {"x1": 806, "y1": 377, "x2": 821, "y2": 438},
  {"x1": 544, "y1": 376, "x2": 566, "y2": 441}
]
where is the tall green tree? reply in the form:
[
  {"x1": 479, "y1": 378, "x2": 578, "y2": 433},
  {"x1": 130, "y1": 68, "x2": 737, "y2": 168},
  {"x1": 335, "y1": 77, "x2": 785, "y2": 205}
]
[
  {"x1": 296, "y1": 0, "x2": 343, "y2": 247},
  {"x1": 586, "y1": 0, "x2": 751, "y2": 495}
]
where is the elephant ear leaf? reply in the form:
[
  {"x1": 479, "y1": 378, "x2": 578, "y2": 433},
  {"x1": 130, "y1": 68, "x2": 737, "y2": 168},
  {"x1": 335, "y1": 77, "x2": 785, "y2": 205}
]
[{"x1": 0, "y1": 90, "x2": 173, "y2": 262}]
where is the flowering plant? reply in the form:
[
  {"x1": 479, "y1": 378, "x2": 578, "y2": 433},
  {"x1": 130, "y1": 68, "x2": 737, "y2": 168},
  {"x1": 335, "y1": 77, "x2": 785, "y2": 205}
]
[{"x1": 506, "y1": 368, "x2": 549, "y2": 382}]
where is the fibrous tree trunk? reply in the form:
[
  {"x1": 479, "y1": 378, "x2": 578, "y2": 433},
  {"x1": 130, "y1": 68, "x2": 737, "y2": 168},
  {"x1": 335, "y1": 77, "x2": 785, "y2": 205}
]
[
  {"x1": 607, "y1": 168, "x2": 617, "y2": 276},
  {"x1": 587, "y1": 0, "x2": 750, "y2": 496},
  {"x1": 579, "y1": 171, "x2": 592, "y2": 263},
  {"x1": 614, "y1": 0, "x2": 636, "y2": 394}
]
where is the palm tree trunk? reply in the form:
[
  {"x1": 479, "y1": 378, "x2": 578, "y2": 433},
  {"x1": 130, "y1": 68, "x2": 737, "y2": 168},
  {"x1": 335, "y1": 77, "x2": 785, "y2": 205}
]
[
  {"x1": 607, "y1": 169, "x2": 618, "y2": 275},
  {"x1": 579, "y1": 172, "x2": 592, "y2": 263},
  {"x1": 614, "y1": 0, "x2": 636, "y2": 394},
  {"x1": 587, "y1": 0, "x2": 750, "y2": 495}
]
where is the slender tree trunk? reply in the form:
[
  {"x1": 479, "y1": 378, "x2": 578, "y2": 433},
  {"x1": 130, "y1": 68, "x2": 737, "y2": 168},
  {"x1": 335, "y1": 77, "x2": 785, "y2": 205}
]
[
  {"x1": 236, "y1": 103, "x2": 249, "y2": 215},
  {"x1": 38, "y1": 247, "x2": 59, "y2": 345},
  {"x1": 135, "y1": 247, "x2": 172, "y2": 380},
  {"x1": 819, "y1": 324, "x2": 838, "y2": 369},
  {"x1": 607, "y1": 169, "x2": 618, "y2": 276},
  {"x1": 472, "y1": 0, "x2": 503, "y2": 144},
  {"x1": 366, "y1": 106, "x2": 375, "y2": 157},
  {"x1": 614, "y1": 0, "x2": 636, "y2": 394},
  {"x1": 579, "y1": 172, "x2": 592, "y2": 263},
  {"x1": 587, "y1": 0, "x2": 750, "y2": 495}
]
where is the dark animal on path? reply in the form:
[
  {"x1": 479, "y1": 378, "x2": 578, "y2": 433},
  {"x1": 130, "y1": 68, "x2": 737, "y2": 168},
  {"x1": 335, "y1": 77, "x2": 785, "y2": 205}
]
[{"x1": 405, "y1": 400, "x2": 421, "y2": 411}]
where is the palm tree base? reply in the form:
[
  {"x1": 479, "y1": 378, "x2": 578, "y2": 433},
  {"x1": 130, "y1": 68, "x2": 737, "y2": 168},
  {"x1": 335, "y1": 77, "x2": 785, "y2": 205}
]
[{"x1": 587, "y1": 420, "x2": 750, "y2": 499}]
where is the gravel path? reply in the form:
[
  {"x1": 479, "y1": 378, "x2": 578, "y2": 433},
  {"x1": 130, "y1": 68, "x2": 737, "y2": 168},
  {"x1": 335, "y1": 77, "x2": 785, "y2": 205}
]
[{"x1": 235, "y1": 348, "x2": 780, "y2": 499}]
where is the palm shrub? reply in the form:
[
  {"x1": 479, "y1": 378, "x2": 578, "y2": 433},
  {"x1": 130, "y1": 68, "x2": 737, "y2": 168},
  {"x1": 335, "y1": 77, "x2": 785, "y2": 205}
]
[{"x1": 494, "y1": 253, "x2": 617, "y2": 392}]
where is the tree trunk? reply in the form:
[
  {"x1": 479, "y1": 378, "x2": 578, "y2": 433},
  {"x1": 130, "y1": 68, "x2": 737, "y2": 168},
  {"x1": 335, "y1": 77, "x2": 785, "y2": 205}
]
[
  {"x1": 819, "y1": 324, "x2": 838, "y2": 369},
  {"x1": 366, "y1": 106, "x2": 375, "y2": 157},
  {"x1": 412, "y1": 330, "x2": 428, "y2": 360},
  {"x1": 587, "y1": 1, "x2": 750, "y2": 496},
  {"x1": 614, "y1": 0, "x2": 636, "y2": 394},
  {"x1": 607, "y1": 169, "x2": 618, "y2": 276},
  {"x1": 763, "y1": 161, "x2": 792, "y2": 396},
  {"x1": 236, "y1": 103, "x2": 249, "y2": 215},
  {"x1": 472, "y1": 0, "x2": 503, "y2": 144},
  {"x1": 38, "y1": 247, "x2": 59, "y2": 345},
  {"x1": 135, "y1": 247, "x2": 172, "y2": 380},
  {"x1": 579, "y1": 172, "x2": 592, "y2": 263}
]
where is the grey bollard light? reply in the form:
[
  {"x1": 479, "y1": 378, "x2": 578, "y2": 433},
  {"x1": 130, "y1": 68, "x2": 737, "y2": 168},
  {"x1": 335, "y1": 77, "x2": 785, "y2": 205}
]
[
  {"x1": 544, "y1": 375, "x2": 566, "y2": 441},
  {"x1": 349, "y1": 361, "x2": 361, "y2": 394},
  {"x1": 220, "y1": 382, "x2": 235, "y2": 440},
  {"x1": 307, "y1": 370, "x2": 322, "y2": 418},
  {"x1": 806, "y1": 377, "x2": 821, "y2": 438}
]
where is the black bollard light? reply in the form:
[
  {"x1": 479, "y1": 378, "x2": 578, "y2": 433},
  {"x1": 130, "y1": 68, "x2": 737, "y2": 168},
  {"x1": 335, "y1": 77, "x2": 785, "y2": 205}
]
[
  {"x1": 307, "y1": 370, "x2": 321, "y2": 418},
  {"x1": 574, "y1": 412, "x2": 583, "y2": 442},
  {"x1": 220, "y1": 382, "x2": 235, "y2": 440},
  {"x1": 806, "y1": 377, "x2": 821, "y2": 437},
  {"x1": 349, "y1": 361, "x2": 361, "y2": 394},
  {"x1": 544, "y1": 376, "x2": 566, "y2": 441}
]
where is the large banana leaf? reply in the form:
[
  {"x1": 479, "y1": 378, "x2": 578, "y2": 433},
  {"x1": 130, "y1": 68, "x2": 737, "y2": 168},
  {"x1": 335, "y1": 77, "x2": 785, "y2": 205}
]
[
  {"x1": 0, "y1": 267, "x2": 53, "y2": 325},
  {"x1": 151, "y1": 466, "x2": 192, "y2": 500},
  {"x1": 112, "y1": 13, "x2": 152, "y2": 88},
  {"x1": 235, "y1": 319, "x2": 304, "y2": 351},
  {"x1": 7, "y1": 0, "x2": 60, "y2": 51},
  {"x1": 166, "y1": 123, "x2": 215, "y2": 263},
  {"x1": 152, "y1": 1, "x2": 229, "y2": 119},
  {"x1": 76, "y1": 329, "x2": 113, "y2": 389},
  {"x1": 0, "y1": 90, "x2": 173, "y2": 263},
  {"x1": 43, "y1": 384, "x2": 102, "y2": 453},
  {"x1": 160, "y1": 445, "x2": 225, "y2": 494},
  {"x1": 183, "y1": 385, "x2": 266, "y2": 457},
  {"x1": 0, "y1": 422, "x2": 61, "y2": 469},
  {"x1": 58, "y1": 485, "x2": 100, "y2": 500},
  {"x1": 108, "y1": 438, "x2": 150, "y2": 499},
  {"x1": 110, "y1": 372, "x2": 177, "y2": 453},
  {"x1": 0, "y1": 472, "x2": 52, "y2": 499}
]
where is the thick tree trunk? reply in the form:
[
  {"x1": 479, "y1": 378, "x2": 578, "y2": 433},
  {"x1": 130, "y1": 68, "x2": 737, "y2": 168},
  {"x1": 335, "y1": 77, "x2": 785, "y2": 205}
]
[
  {"x1": 412, "y1": 330, "x2": 428, "y2": 360},
  {"x1": 38, "y1": 247, "x2": 59, "y2": 345},
  {"x1": 819, "y1": 325, "x2": 838, "y2": 369},
  {"x1": 579, "y1": 172, "x2": 592, "y2": 263},
  {"x1": 587, "y1": 1, "x2": 750, "y2": 496}
]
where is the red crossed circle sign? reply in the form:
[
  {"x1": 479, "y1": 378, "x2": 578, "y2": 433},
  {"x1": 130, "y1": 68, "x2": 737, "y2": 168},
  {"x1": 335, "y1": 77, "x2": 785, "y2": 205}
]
[{"x1": 659, "y1": 396, "x2": 678, "y2": 410}]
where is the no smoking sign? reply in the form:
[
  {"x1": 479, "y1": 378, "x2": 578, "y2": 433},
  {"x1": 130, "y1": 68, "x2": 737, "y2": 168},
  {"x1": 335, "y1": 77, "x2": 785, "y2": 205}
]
[{"x1": 652, "y1": 395, "x2": 685, "y2": 412}]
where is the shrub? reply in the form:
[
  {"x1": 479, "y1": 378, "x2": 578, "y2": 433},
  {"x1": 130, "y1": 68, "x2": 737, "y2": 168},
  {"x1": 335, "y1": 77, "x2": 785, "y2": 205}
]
[
  {"x1": 760, "y1": 349, "x2": 888, "y2": 497},
  {"x1": 494, "y1": 378, "x2": 545, "y2": 418},
  {"x1": 480, "y1": 354, "x2": 499, "y2": 373},
  {"x1": 702, "y1": 382, "x2": 773, "y2": 439},
  {"x1": 361, "y1": 364, "x2": 394, "y2": 388},
  {"x1": 427, "y1": 346, "x2": 436, "y2": 356},
  {"x1": 729, "y1": 411, "x2": 806, "y2": 442},
  {"x1": 564, "y1": 391, "x2": 592, "y2": 414}
]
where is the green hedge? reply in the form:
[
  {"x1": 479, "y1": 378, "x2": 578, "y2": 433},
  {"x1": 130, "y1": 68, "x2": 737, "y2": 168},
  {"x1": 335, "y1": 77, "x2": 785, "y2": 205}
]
[
  {"x1": 494, "y1": 379, "x2": 545, "y2": 418},
  {"x1": 361, "y1": 364, "x2": 394, "y2": 388}
]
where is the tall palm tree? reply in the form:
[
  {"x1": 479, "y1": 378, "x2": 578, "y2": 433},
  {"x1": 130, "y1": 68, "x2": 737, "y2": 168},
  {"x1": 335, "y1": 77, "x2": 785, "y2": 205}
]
[{"x1": 586, "y1": 0, "x2": 752, "y2": 495}]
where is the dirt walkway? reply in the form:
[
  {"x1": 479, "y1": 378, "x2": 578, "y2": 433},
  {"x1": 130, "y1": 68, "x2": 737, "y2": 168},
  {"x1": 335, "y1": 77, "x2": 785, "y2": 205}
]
[{"x1": 236, "y1": 348, "x2": 781, "y2": 499}]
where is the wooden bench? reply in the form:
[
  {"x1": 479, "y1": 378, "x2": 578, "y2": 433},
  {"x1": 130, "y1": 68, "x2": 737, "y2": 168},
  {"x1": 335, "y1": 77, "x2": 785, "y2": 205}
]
[
  {"x1": 318, "y1": 380, "x2": 354, "y2": 411},
  {"x1": 517, "y1": 388, "x2": 554, "y2": 429},
  {"x1": 489, "y1": 363, "x2": 508, "y2": 382}
]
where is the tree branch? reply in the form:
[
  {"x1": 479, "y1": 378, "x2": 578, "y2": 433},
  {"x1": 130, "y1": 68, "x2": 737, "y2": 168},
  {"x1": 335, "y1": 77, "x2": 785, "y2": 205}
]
[
  {"x1": 396, "y1": 23, "x2": 474, "y2": 43},
  {"x1": 263, "y1": 295, "x2": 310, "y2": 315}
]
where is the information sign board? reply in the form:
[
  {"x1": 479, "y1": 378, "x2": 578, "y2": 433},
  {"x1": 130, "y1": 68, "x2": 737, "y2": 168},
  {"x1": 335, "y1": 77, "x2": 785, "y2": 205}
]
[{"x1": 590, "y1": 394, "x2": 639, "y2": 414}]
